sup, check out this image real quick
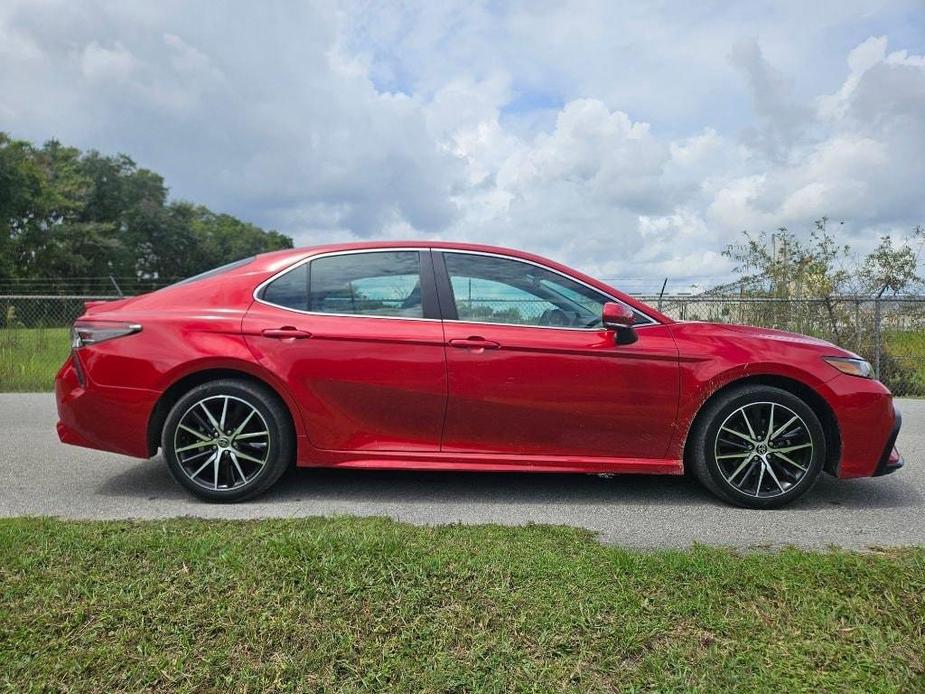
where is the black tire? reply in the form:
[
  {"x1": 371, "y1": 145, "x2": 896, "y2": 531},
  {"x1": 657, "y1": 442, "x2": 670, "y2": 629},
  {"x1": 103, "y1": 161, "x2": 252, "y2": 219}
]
[
  {"x1": 688, "y1": 385, "x2": 825, "y2": 509},
  {"x1": 162, "y1": 378, "x2": 294, "y2": 502}
]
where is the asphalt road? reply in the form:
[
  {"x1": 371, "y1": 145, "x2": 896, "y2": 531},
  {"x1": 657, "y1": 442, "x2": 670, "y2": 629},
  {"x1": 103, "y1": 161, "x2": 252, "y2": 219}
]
[{"x1": 1, "y1": 393, "x2": 923, "y2": 549}]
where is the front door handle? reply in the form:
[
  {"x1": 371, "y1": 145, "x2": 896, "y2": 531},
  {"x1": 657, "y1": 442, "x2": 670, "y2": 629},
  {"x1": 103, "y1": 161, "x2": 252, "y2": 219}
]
[
  {"x1": 262, "y1": 327, "x2": 312, "y2": 340},
  {"x1": 448, "y1": 337, "x2": 500, "y2": 351}
]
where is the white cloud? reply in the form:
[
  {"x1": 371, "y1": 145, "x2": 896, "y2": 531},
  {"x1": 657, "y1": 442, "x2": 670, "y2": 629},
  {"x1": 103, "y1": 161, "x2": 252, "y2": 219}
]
[
  {"x1": 80, "y1": 41, "x2": 136, "y2": 82},
  {"x1": 0, "y1": 1, "x2": 922, "y2": 289},
  {"x1": 706, "y1": 35, "x2": 925, "y2": 241},
  {"x1": 729, "y1": 38, "x2": 812, "y2": 160}
]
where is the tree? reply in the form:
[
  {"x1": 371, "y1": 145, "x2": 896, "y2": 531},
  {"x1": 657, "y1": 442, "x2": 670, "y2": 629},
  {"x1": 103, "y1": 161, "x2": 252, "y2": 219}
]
[
  {"x1": 723, "y1": 217, "x2": 924, "y2": 296},
  {"x1": 722, "y1": 217, "x2": 852, "y2": 298},
  {"x1": 131, "y1": 201, "x2": 200, "y2": 279},
  {"x1": 189, "y1": 206, "x2": 293, "y2": 273},
  {"x1": 721, "y1": 217, "x2": 924, "y2": 345},
  {"x1": 0, "y1": 134, "x2": 44, "y2": 280},
  {"x1": 0, "y1": 132, "x2": 293, "y2": 287},
  {"x1": 860, "y1": 228, "x2": 923, "y2": 294},
  {"x1": 41, "y1": 222, "x2": 126, "y2": 278}
]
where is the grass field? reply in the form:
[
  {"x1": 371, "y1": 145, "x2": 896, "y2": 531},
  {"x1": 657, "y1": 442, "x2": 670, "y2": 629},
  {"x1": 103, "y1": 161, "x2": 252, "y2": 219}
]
[
  {"x1": 1, "y1": 517, "x2": 923, "y2": 691},
  {"x1": 0, "y1": 328, "x2": 69, "y2": 392}
]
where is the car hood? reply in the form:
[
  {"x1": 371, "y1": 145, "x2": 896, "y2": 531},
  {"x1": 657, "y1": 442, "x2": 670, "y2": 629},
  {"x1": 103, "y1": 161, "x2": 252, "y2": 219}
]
[
  {"x1": 713, "y1": 323, "x2": 837, "y2": 347},
  {"x1": 671, "y1": 321, "x2": 859, "y2": 356}
]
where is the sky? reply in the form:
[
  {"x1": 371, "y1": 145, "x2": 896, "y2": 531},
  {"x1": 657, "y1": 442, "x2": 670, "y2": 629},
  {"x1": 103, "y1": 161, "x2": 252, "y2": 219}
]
[{"x1": 1, "y1": 1, "x2": 923, "y2": 291}]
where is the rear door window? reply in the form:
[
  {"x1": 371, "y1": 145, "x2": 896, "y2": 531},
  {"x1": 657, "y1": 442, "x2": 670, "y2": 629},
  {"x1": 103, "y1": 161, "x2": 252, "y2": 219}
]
[{"x1": 309, "y1": 251, "x2": 423, "y2": 318}]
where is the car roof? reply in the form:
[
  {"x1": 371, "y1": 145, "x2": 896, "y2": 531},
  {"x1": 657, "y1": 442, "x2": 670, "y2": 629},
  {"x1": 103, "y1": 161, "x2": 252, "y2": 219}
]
[{"x1": 260, "y1": 240, "x2": 548, "y2": 260}]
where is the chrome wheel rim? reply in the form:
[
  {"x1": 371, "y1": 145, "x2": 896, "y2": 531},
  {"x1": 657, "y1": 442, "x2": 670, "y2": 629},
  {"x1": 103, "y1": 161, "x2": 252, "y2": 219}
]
[
  {"x1": 173, "y1": 395, "x2": 271, "y2": 491},
  {"x1": 713, "y1": 401, "x2": 813, "y2": 499}
]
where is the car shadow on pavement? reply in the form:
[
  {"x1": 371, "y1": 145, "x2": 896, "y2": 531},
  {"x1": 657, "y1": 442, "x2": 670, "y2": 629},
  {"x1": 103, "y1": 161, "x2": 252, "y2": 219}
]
[
  {"x1": 96, "y1": 456, "x2": 922, "y2": 510},
  {"x1": 94, "y1": 456, "x2": 191, "y2": 502},
  {"x1": 805, "y1": 473, "x2": 923, "y2": 509}
]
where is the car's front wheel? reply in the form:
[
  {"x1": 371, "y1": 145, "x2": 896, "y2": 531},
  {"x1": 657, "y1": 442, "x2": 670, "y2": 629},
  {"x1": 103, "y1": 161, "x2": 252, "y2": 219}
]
[
  {"x1": 689, "y1": 385, "x2": 825, "y2": 509},
  {"x1": 162, "y1": 378, "x2": 294, "y2": 502}
]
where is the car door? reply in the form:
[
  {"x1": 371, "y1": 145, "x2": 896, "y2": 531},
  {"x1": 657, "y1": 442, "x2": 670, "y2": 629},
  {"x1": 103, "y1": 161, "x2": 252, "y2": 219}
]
[
  {"x1": 243, "y1": 249, "x2": 447, "y2": 452},
  {"x1": 434, "y1": 250, "x2": 679, "y2": 460}
]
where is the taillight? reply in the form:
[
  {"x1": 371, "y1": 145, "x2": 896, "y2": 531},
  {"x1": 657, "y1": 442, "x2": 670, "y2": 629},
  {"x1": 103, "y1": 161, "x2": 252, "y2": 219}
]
[
  {"x1": 71, "y1": 321, "x2": 142, "y2": 349},
  {"x1": 72, "y1": 351, "x2": 86, "y2": 387}
]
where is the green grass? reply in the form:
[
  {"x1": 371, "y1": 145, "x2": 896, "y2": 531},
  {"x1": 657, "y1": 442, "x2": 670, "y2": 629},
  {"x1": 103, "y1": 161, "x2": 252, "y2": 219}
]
[
  {"x1": 885, "y1": 330, "x2": 925, "y2": 395},
  {"x1": 0, "y1": 328, "x2": 69, "y2": 392},
  {"x1": 1, "y1": 517, "x2": 923, "y2": 692},
  {"x1": 885, "y1": 330, "x2": 925, "y2": 356}
]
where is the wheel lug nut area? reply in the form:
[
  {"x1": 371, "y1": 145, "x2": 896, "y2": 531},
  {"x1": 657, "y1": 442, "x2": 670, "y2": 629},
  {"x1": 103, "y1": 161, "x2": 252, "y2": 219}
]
[
  {"x1": 714, "y1": 402, "x2": 813, "y2": 499},
  {"x1": 174, "y1": 395, "x2": 271, "y2": 492}
]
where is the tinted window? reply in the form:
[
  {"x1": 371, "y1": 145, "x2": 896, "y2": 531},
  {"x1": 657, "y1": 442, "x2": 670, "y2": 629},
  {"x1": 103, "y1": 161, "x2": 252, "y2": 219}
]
[
  {"x1": 309, "y1": 251, "x2": 423, "y2": 318},
  {"x1": 169, "y1": 256, "x2": 255, "y2": 288},
  {"x1": 450, "y1": 274, "x2": 562, "y2": 325},
  {"x1": 444, "y1": 253, "x2": 643, "y2": 328},
  {"x1": 262, "y1": 263, "x2": 308, "y2": 310}
]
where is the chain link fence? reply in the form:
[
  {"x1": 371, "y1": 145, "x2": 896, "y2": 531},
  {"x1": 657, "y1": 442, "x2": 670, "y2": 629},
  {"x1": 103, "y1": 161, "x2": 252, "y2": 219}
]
[
  {"x1": 0, "y1": 295, "x2": 120, "y2": 391},
  {"x1": 638, "y1": 294, "x2": 925, "y2": 397},
  {"x1": 1, "y1": 295, "x2": 120, "y2": 328},
  {"x1": 2, "y1": 293, "x2": 925, "y2": 396}
]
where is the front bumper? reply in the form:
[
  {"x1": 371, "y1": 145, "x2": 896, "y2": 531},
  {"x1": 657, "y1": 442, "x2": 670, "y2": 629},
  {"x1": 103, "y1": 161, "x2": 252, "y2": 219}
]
[
  {"x1": 873, "y1": 404, "x2": 903, "y2": 477},
  {"x1": 822, "y1": 372, "x2": 904, "y2": 478}
]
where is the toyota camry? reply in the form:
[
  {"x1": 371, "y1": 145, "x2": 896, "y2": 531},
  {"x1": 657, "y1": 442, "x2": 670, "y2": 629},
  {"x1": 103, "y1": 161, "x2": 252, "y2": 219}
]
[{"x1": 55, "y1": 242, "x2": 903, "y2": 508}]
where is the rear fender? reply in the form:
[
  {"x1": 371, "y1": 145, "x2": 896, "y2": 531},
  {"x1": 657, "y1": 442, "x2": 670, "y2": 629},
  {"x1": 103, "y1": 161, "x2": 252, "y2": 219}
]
[{"x1": 153, "y1": 356, "x2": 307, "y2": 438}]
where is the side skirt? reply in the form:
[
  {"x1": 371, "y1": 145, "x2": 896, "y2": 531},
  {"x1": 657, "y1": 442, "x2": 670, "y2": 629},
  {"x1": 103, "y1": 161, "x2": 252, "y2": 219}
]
[{"x1": 295, "y1": 441, "x2": 683, "y2": 476}]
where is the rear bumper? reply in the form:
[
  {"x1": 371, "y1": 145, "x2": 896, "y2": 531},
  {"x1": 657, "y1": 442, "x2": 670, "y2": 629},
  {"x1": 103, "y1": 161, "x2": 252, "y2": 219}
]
[
  {"x1": 55, "y1": 353, "x2": 158, "y2": 459},
  {"x1": 873, "y1": 404, "x2": 903, "y2": 477}
]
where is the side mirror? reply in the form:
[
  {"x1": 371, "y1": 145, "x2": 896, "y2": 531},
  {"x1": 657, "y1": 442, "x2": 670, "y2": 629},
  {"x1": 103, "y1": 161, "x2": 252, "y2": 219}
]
[
  {"x1": 602, "y1": 302, "x2": 634, "y2": 329},
  {"x1": 602, "y1": 302, "x2": 637, "y2": 345}
]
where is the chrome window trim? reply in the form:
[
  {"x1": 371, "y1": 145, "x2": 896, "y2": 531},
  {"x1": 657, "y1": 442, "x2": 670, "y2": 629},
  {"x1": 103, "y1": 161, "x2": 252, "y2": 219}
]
[
  {"x1": 437, "y1": 318, "x2": 657, "y2": 333},
  {"x1": 252, "y1": 246, "x2": 660, "y2": 329},
  {"x1": 252, "y1": 247, "x2": 441, "y2": 323},
  {"x1": 438, "y1": 249, "x2": 659, "y2": 329}
]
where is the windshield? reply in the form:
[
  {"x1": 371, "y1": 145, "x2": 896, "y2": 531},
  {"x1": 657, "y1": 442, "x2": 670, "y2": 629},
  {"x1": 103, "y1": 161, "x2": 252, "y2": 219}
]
[{"x1": 166, "y1": 257, "x2": 256, "y2": 288}]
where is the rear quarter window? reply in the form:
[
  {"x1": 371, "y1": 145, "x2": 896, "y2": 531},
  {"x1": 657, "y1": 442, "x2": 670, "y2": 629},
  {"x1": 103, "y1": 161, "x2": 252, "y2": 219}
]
[{"x1": 261, "y1": 263, "x2": 309, "y2": 311}]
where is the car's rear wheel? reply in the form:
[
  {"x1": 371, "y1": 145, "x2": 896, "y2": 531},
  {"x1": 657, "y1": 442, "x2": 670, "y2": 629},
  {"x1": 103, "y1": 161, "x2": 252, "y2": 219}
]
[
  {"x1": 689, "y1": 385, "x2": 825, "y2": 509},
  {"x1": 162, "y1": 378, "x2": 294, "y2": 502}
]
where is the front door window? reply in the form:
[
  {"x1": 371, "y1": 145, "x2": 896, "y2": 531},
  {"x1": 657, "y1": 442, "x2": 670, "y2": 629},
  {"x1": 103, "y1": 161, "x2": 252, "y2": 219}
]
[{"x1": 442, "y1": 252, "x2": 640, "y2": 328}]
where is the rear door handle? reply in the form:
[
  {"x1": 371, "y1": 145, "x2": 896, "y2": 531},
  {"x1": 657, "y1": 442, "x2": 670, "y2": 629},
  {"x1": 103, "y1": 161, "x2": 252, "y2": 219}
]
[
  {"x1": 448, "y1": 337, "x2": 500, "y2": 350},
  {"x1": 261, "y1": 327, "x2": 312, "y2": 340}
]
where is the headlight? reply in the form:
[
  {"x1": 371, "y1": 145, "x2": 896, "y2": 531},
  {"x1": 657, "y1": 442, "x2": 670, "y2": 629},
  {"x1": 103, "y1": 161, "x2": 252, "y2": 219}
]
[
  {"x1": 824, "y1": 356, "x2": 873, "y2": 379},
  {"x1": 71, "y1": 321, "x2": 142, "y2": 348}
]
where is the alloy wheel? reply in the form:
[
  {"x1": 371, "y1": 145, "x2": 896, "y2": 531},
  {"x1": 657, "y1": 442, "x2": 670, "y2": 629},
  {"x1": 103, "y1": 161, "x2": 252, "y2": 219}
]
[
  {"x1": 713, "y1": 401, "x2": 814, "y2": 499},
  {"x1": 172, "y1": 395, "x2": 271, "y2": 491}
]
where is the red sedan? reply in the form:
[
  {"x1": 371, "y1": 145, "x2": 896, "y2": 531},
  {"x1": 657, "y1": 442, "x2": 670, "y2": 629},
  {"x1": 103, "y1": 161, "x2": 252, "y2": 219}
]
[{"x1": 55, "y1": 242, "x2": 903, "y2": 508}]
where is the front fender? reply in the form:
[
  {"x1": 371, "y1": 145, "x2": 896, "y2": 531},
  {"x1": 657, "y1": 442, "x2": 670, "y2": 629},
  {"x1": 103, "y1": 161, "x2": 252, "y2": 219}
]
[{"x1": 666, "y1": 321, "x2": 842, "y2": 462}]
